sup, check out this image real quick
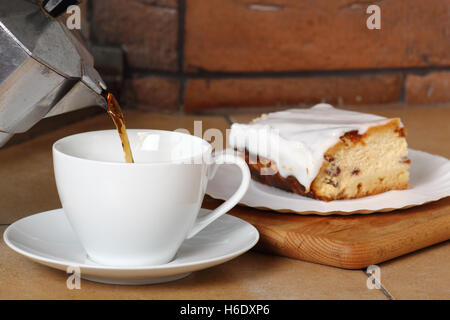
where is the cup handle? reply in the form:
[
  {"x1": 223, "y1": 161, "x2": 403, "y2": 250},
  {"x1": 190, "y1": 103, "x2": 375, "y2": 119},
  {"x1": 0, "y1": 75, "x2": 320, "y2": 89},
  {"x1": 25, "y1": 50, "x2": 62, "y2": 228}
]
[{"x1": 186, "y1": 151, "x2": 250, "y2": 239}]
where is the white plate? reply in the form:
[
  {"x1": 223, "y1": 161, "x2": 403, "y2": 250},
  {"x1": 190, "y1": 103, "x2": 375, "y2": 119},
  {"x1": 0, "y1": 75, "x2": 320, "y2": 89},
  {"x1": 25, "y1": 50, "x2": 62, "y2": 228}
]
[
  {"x1": 207, "y1": 149, "x2": 450, "y2": 215},
  {"x1": 3, "y1": 209, "x2": 259, "y2": 285}
]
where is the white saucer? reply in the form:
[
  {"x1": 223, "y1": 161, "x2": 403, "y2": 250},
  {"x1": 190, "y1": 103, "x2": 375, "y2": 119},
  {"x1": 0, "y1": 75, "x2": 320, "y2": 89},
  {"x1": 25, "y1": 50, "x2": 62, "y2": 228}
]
[
  {"x1": 3, "y1": 209, "x2": 259, "y2": 285},
  {"x1": 207, "y1": 149, "x2": 450, "y2": 215}
]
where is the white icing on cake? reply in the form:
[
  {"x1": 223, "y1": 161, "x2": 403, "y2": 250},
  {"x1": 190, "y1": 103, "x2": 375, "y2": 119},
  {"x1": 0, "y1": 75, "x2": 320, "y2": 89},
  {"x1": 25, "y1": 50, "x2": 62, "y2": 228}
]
[{"x1": 229, "y1": 104, "x2": 399, "y2": 191}]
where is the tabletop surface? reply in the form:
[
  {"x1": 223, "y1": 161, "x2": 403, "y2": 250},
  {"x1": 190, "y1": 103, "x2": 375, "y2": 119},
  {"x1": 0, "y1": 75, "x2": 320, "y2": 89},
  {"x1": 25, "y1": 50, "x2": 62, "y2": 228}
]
[{"x1": 0, "y1": 104, "x2": 449, "y2": 300}]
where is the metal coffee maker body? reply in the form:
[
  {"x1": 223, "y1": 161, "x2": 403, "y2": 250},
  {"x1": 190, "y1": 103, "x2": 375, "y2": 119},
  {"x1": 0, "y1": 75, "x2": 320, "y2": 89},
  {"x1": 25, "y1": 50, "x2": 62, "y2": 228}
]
[{"x1": 0, "y1": 0, "x2": 106, "y2": 147}]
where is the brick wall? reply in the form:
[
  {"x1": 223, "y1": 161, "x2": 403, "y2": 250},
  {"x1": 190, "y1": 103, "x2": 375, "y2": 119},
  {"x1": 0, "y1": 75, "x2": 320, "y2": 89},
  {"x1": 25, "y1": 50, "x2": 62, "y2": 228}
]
[{"x1": 83, "y1": 0, "x2": 450, "y2": 112}]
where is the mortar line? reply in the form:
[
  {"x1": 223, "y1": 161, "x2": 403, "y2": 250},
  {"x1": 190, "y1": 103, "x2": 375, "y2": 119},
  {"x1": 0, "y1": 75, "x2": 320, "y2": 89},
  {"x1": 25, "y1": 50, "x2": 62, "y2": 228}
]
[
  {"x1": 179, "y1": 77, "x2": 186, "y2": 112},
  {"x1": 177, "y1": 0, "x2": 186, "y2": 73},
  {"x1": 127, "y1": 65, "x2": 450, "y2": 80},
  {"x1": 399, "y1": 71, "x2": 407, "y2": 104},
  {"x1": 86, "y1": 0, "x2": 95, "y2": 44},
  {"x1": 177, "y1": 0, "x2": 187, "y2": 111},
  {"x1": 224, "y1": 114, "x2": 234, "y2": 125}
]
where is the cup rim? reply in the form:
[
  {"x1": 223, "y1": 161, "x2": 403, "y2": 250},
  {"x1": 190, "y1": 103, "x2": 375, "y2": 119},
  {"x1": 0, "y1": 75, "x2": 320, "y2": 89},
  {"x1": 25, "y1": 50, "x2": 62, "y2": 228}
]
[{"x1": 53, "y1": 129, "x2": 213, "y2": 166}]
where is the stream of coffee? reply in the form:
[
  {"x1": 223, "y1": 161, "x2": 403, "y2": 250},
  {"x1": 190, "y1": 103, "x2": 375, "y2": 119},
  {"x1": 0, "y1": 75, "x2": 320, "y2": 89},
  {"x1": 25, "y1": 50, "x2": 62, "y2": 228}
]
[{"x1": 104, "y1": 92, "x2": 135, "y2": 163}]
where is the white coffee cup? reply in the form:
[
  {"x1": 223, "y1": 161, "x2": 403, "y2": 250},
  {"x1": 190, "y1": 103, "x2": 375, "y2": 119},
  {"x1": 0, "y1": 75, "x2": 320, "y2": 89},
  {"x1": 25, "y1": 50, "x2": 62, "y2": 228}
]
[{"x1": 53, "y1": 129, "x2": 250, "y2": 267}]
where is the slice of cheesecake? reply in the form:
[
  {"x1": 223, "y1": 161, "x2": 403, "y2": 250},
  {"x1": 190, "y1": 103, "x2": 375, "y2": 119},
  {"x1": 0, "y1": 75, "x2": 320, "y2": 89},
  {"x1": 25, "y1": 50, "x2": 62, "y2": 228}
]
[{"x1": 229, "y1": 104, "x2": 410, "y2": 201}]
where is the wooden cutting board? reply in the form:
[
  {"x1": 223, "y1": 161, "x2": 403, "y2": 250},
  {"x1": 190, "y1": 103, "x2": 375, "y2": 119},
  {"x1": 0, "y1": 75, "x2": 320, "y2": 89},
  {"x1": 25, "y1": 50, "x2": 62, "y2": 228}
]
[{"x1": 202, "y1": 196, "x2": 450, "y2": 269}]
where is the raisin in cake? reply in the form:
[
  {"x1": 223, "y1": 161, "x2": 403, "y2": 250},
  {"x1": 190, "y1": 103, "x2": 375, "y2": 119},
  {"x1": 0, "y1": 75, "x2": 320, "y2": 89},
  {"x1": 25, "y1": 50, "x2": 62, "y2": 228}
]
[{"x1": 229, "y1": 104, "x2": 410, "y2": 201}]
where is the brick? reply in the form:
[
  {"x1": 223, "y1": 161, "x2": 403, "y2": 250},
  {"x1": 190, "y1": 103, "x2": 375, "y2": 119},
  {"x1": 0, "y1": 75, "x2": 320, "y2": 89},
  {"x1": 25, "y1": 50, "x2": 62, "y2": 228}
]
[
  {"x1": 92, "y1": 0, "x2": 178, "y2": 71},
  {"x1": 184, "y1": 74, "x2": 402, "y2": 111},
  {"x1": 185, "y1": 0, "x2": 450, "y2": 72},
  {"x1": 78, "y1": 0, "x2": 90, "y2": 40},
  {"x1": 60, "y1": 0, "x2": 90, "y2": 40},
  {"x1": 406, "y1": 71, "x2": 450, "y2": 105},
  {"x1": 124, "y1": 76, "x2": 180, "y2": 111}
]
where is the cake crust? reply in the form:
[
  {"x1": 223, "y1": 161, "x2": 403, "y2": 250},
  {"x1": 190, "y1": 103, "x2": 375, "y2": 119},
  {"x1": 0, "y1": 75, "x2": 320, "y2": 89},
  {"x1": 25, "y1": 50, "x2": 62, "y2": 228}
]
[{"x1": 242, "y1": 118, "x2": 411, "y2": 201}]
